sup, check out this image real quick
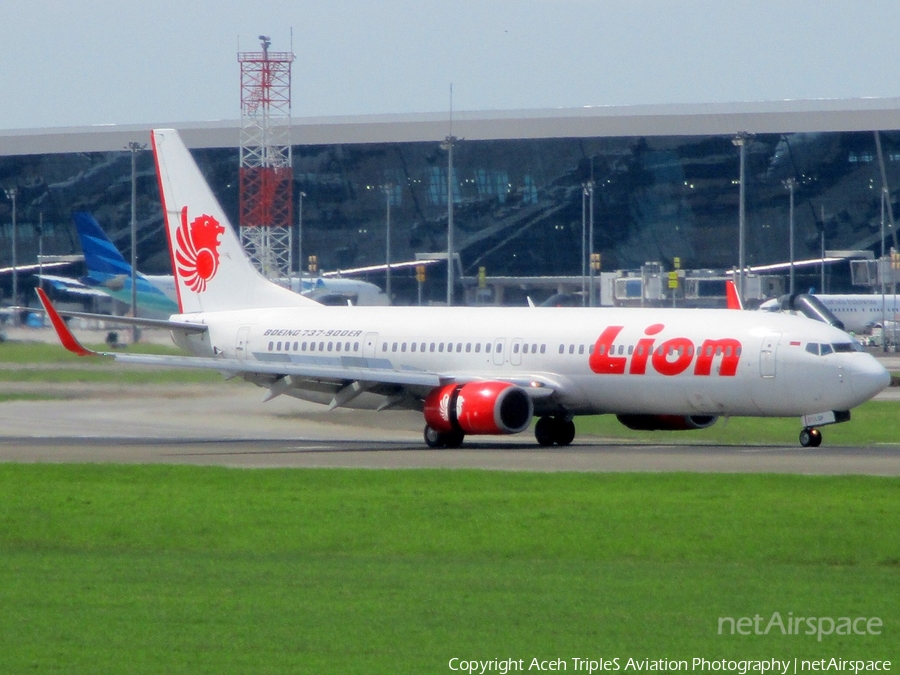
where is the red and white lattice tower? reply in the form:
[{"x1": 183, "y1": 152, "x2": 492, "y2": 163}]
[{"x1": 238, "y1": 36, "x2": 294, "y2": 279}]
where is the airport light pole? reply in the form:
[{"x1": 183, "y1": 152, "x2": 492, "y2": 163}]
[
  {"x1": 4, "y1": 187, "x2": 17, "y2": 322},
  {"x1": 586, "y1": 181, "x2": 595, "y2": 307},
  {"x1": 442, "y1": 135, "x2": 456, "y2": 305},
  {"x1": 384, "y1": 183, "x2": 392, "y2": 304},
  {"x1": 881, "y1": 188, "x2": 887, "y2": 351},
  {"x1": 37, "y1": 213, "x2": 43, "y2": 292},
  {"x1": 297, "y1": 191, "x2": 305, "y2": 284},
  {"x1": 820, "y1": 205, "x2": 826, "y2": 293},
  {"x1": 128, "y1": 142, "x2": 145, "y2": 343},
  {"x1": 784, "y1": 177, "x2": 796, "y2": 295},
  {"x1": 581, "y1": 183, "x2": 588, "y2": 306},
  {"x1": 732, "y1": 133, "x2": 749, "y2": 303}
]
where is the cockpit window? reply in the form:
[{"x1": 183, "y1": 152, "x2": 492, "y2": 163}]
[{"x1": 806, "y1": 342, "x2": 864, "y2": 356}]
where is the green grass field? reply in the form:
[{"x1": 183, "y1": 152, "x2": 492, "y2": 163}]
[
  {"x1": 575, "y1": 400, "x2": 900, "y2": 446},
  {"x1": 0, "y1": 466, "x2": 896, "y2": 674},
  {"x1": 0, "y1": 340, "x2": 221, "y2": 385}
]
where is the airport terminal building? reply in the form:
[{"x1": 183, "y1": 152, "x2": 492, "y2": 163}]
[{"x1": 2, "y1": 98, "x2": 900, "y2": 305}]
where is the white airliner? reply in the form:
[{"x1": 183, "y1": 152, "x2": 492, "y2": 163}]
[
  {"x1": 38, "y1": 129, "x2": 891, "y2": 449},
  {"x1": 761, "y1": 294, "x2": 900, "y2": 335}
]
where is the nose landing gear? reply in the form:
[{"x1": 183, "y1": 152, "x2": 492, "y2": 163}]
[
  {"x1": 799, "y1": 427, "x2": 822, "y2": 448},
  {"x1": 798, "y1": 410, "x2": 850, "y2": 448}
]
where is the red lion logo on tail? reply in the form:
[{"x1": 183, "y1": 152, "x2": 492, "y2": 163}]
[{"x1": 174, "y1": 207, "x2": 225, "y2": 293}]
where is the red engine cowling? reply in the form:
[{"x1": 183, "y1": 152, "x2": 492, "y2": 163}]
[
  {"x1": 423, "y1": 381, "x2": 533, "y2": 435},
  {"x1": 616, "y1": 414, "x2": 718, "y2": 431}
]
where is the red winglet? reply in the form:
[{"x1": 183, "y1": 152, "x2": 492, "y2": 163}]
[
  {"x1": 36, "y1": 288, "x2": 96, "y2": 357},
  {"x1": 725, "y1": 280, "x2": 744, "y2": 310}
]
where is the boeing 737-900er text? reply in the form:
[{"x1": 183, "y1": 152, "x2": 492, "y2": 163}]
[{"x1": 38, "y1": 129, "x2": 891, "y2": 449}]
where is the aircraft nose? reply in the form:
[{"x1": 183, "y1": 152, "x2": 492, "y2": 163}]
[{"x1": 850, "y1": 356, "x2": 891, "y2": 402}]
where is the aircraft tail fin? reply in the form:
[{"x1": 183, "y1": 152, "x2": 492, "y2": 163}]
[
  {"x1": 73, "y1": 212, "x2": 133, "y2": 277},
  {"x1": 725, "y1": 280, "x2": 744, "y2": 310},
  {"x1": 151, "y1": 128, "x2": 315, "y2": 314}
]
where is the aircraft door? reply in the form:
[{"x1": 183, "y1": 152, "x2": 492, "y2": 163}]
[
  {"x1": 759, "y1": 333, "x2": 780, "y2": 378},
  {"x1": 493, "y1": 338, "x2": 506, "y2": 366},
  {"x1": 363, "y1": 332, "x2": 379, "y2": 358},
  {"x1": 235, "y1": 326, "x2": 251, "y2": 359}
]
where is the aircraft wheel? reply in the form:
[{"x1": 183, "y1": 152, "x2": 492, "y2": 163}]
[
  {"x1": 799, "y1": 427, "x2": 822, "y2": 448},
  {"x1": 535, "y1": 417, "x2": 556, "y2": 446},
  {"x1": 556, "y1": 419, "x2": 576, "y2": 447},
  {"x1": 443, "y1": 428, "x2": 465, "y2": 449},
  {"x1": 424, "y1": 425, "x2": 444, "y2": 448}
]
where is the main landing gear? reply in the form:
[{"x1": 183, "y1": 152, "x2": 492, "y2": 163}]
[
  {"x1": 423, "y1": 416, "x2": 576, "y2": 449},
  {"x1": 799, "y1": 427, "x2": 822, "y2": 448},
  {"x1": 534, "y1": 416, "x2": 576, "y2": 447},
  {"x1": 424, "y1": 426, "x2": 465, "y2": 449}
]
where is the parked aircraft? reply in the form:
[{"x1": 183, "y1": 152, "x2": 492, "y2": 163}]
[
  {"x1": 39, "y1": 129, "x2": 890, "y2": 449},
  {"x1": 760, "y1": 293, "x2": 900, "y2": 334},
  {"x1": 40, "y1": 212, "x2": 180, "y2": 319},
  {"x1": 42, "y1": 212, "x2": 387, "y2": 312}
]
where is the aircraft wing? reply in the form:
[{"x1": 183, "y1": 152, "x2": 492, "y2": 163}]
[
  {"x1": 37, "y1": 275, "x2": 110, "y2": 298},
  {"x1": 38, "y1": 289, "x2": 557, "y2": 408},
  {"x1": 0, "y1": 261, "x2": 76, "y2": 275},
  {"x1": 320, "y1": 258, "x2": 441, "y2": 277}
]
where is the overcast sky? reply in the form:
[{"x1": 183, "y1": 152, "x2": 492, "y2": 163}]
[{"x1": 2, "y1": 0, "x2": 900, "y2": 130}]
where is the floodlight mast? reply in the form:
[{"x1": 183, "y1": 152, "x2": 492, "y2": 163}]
[{"x1": 238, "y1": 35, "x2": 295, "y2": 280}]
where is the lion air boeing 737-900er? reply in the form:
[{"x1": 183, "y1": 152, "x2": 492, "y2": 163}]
[{"x1": 38, "y1": 129, "x2": 891, "y2": 449}]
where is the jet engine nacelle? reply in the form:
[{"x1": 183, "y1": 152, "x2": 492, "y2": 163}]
[
  {"x1": 424, "y1": 381, "x2": 533, "y2": 435},
  {"x1": 616, "y1": 414, "x2": 718, "y2": 431}
]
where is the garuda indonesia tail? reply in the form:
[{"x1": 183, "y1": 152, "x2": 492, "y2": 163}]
[{"x1": 73, "y1": 212, "x2": 179, "y2": 318}]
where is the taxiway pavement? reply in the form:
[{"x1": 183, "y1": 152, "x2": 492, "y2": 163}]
[{"x1": 0, "y1": 383, "x2": 897, "y2": 475}]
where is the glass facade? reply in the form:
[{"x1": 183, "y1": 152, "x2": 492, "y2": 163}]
[{"x1": 2, "y1": 129, "x2": 900, "y2": 304}]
